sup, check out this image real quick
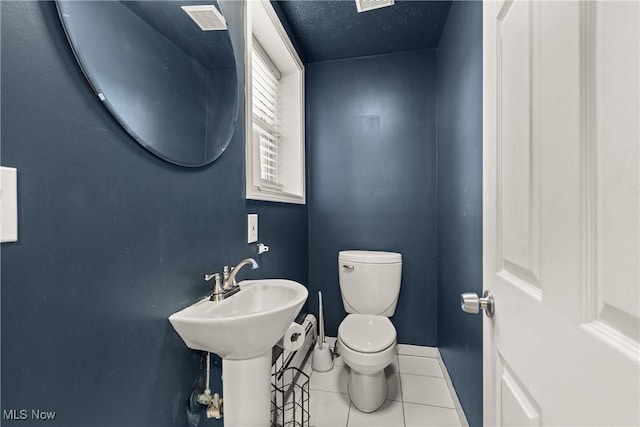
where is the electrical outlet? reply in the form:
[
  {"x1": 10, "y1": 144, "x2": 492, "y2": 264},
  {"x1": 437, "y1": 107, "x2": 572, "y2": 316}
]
[{"x1": 247, "y1": 214, "x2": 258, "y2": 243}]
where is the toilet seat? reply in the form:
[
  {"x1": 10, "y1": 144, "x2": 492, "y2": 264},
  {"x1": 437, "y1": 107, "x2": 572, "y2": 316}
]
[
  {"x1": 338, "y1": 314, "x2": 396, "y2": 353},
  {"x1": 337, "y1": 317, "x2": 397, "y2": 413}
]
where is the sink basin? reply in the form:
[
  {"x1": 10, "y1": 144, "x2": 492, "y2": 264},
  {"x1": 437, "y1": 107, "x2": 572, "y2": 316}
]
[{"x1": 169, "y1": 279, "x2": 308, "y2": 360}]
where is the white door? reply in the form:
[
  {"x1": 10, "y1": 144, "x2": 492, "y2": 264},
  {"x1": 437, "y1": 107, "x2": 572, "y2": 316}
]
[{"x1": 483, "y1": 0, "x2": 640, "y2": 425}]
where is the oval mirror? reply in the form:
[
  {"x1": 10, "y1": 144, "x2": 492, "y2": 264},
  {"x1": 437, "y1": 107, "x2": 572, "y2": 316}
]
[{"x1": 56, "y1": 1, "x2": 239, "y2": 167}]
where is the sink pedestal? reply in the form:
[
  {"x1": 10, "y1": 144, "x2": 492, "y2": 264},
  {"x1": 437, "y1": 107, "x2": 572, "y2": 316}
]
[{"x1": 222, "y1": 351, "x2": 271, "y2": 426}]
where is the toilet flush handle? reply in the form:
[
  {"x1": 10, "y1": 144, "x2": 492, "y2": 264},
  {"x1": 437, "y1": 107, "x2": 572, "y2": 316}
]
[{"x1": 342, "y1": 264, "x2": 354, "y2": 270}]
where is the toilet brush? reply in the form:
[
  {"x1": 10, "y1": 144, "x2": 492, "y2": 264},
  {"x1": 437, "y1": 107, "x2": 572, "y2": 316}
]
[{"x1": 312, "y1": 291, "x2": 334, "y2": 372}]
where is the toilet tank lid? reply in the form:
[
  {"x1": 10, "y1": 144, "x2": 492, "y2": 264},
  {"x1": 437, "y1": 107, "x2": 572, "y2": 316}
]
[{"x1": 339, "y1": 250, "x2": 402, "y2": 264}]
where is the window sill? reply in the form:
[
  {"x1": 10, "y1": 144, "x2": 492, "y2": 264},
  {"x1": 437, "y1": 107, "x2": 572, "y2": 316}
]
[{"x1": 247, "y1": 186, "x2": 305, "y2": 205}]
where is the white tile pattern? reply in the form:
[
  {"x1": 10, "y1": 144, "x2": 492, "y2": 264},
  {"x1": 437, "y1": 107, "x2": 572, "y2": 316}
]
[
  {"x1": 397, "y1": 344, "x2": 439, "y2": 358},
  {"x1": 400, "y1": 374, "x2": 455, "y2": 408},
  {"x1": 347, "y1": 399, "x2": 405, "y2": 426},
  {"x1": 302, "y1": 339, "x2": 466, "y2": 427},
  {"x1": 398, "y1": 355, "x2": 443, "y2": 378},
  {"x1": 309, "y1": 390, "x2": 351, "y2": 427},
  {"x1": 404, "y1": 403, "x2": 461, "y2": 427}
]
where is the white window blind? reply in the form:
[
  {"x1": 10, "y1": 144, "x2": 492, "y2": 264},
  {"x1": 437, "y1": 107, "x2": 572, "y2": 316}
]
[{"x1": 252, "y1": 39, "x2": 282, "y2": 186}]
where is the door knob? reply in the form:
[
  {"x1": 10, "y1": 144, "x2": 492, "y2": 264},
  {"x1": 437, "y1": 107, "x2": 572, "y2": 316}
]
[{"x1": 460, "y1": 290, "x2": 495, "y2": 318}]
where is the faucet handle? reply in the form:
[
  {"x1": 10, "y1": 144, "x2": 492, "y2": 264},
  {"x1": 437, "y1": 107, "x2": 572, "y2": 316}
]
[{"x1": 205, "y1": 273, "x2": 225, "y2": 301}]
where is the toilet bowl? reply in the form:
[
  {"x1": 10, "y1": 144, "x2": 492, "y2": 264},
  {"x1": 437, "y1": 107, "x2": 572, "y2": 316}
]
[
  {"x1": 337, "y1": 314, "x2": 397, "y2": 413},
  {"x1": 337, "y1": 250, "x2": 402, "y2": 413}
]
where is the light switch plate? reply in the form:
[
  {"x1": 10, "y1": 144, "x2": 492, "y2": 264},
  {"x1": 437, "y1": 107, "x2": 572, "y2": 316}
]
[
  {"x1": 0, "y1": 166, "x2": 18, "y2": 243},
  {"x1": 247, "y1": 214, "x2": 258, "y2": 243}
]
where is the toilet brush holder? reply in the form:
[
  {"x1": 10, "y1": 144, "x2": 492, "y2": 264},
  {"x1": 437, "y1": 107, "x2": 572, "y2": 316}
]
[
  {"x1": 312, "y1": 342, "x2": 334, "y2": 372},
  {"x1": 312, "y1": 290, "x2": 334, "y2": 372}
]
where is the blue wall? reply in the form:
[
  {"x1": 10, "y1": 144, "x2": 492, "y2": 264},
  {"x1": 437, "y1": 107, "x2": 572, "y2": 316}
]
[
  {"x1": 436, "y1": 2, "x2": 483, "y2": 427},
  {"x1": 0, "y1": 2, "x2": 306, "y2": 426},
  {"x1": 307, "y1": 51, "x2": 438, "y2": 346}
]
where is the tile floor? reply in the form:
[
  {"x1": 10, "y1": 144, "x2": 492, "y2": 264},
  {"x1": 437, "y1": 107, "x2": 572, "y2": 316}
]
[{"x1": 299, "y1": 338, "x2": 467, "y2": 427}]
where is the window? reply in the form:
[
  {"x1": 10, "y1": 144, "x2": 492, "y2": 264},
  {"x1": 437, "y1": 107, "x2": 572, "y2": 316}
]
[
  {"x1": 246, "y1": 0, "x2": 305, "y2": 204},
  {"x1": 252, "y1": 39, "x2": 281, "y2": 187}
]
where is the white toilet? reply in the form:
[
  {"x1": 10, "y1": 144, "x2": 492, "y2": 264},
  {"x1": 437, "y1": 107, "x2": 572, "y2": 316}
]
[{"x1": 336, "y1": 250, "x2": 402, "y2": 413}]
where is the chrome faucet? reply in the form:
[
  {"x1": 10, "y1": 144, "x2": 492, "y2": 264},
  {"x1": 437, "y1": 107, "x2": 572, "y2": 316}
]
[
  {"x1": 204, "y1": 258, "x2": 259, "y2": 302},
  {"x1": 223, "y1": 258, "x2": 259, "y2": 290}
]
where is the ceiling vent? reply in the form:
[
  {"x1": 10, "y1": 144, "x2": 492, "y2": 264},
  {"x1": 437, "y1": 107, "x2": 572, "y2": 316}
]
[
  {"x1": 355, "y1": 0, "x2": 395, "y2": 13},
  {"x1": 181, "y1": 5, "x2": 227, "y2": 31}
]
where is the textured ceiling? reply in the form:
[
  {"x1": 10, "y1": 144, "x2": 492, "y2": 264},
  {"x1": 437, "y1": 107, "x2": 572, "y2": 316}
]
[{"x1": 274, "y1": 0, "x2": 452, "y2": 62}]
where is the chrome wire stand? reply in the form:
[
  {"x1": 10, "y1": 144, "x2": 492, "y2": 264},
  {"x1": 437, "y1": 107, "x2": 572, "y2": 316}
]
[{"x1": 271, "y1": 367, "x2": 309, "y2": 427}]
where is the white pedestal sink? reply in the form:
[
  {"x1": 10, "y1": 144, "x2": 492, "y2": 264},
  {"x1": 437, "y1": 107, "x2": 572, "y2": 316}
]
[{"x1": 169, "y1": 279, "x2": 308, "y2": 426}]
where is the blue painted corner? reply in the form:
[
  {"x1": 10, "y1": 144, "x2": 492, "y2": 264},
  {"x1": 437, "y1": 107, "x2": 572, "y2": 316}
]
[{"x1": 436, "y1": 2, "x2": 484, "y2": 427}]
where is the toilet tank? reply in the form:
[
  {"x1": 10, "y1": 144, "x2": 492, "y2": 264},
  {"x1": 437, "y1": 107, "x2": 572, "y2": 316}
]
[{"x1": 338, "y1": 250, "x2": 402, "y2": 317}]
